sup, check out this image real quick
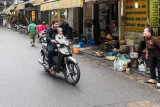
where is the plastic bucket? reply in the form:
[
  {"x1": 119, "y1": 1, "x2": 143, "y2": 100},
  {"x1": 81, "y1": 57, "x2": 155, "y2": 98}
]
[{"x1": 73, "y1": 45, "x2": 80, "y2": 54}]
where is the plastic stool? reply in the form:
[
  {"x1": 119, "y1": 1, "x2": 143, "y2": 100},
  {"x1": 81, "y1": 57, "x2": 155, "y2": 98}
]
[
  {"x1": 108, "y1": 52, "x2": 116, "y2": 56},
  {"x1": 110, "y1": 45, "x2": 117, "y2": 50},
  {"x1": 90, "y1": 41, "x2": 95, "y2": 46},
  {"x1": 81, "y1": 38, "x2": 86, "y2": 42},
  {"x1": 87, "y1": 40, "x2": 91, "y2": 45},
  {"x1": 78, "y1": 42, "x2": 85, "y2": 48}
]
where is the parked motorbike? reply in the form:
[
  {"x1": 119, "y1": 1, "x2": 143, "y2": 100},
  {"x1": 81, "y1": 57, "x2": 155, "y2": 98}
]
[
  {"x1": 37, "y1": 30, "x2": 46, "y2": 43},
  {"x1": 12, "y1": 24, "x2": 18, "y2": 31},
  {"x1": 38, "y1": 38, "x2": 80, "y2": 85},
  {"x1": 18, "y1": 25, "x2": 28, "y2": 35}
]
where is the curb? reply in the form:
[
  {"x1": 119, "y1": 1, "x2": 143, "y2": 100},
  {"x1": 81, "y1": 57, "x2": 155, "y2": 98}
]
[
  {"x1": 80, "y1": 50, "x2": 153, "y2": 79},
  {"x1": 79, "y1": 50, "x2": 113, "y2": 64}
]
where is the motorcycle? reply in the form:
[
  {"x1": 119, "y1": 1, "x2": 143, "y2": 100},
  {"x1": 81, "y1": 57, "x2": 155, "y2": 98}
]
[
  {"x1": 12, "y1": 24, "x2": 18, "y2": 31},
  {"x1": 18, "y1": 25, "x2": 28, "y2": 35},
  {"x1": 38, "y1": 38, "x2": 80, "y2": 85},
  {"x1": 37, "y1": 30, "x2": 46, "y2": 43}
]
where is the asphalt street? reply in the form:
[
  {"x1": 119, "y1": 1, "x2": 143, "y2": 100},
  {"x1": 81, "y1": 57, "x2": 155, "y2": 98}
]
[{"x1": 0, "y1": 27, "x2": 160, "y2": 107}]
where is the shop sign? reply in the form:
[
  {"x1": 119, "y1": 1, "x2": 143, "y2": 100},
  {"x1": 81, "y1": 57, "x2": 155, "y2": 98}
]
[
  {"x1": 150, "y1": 0, "x2": 159, "y2": 27},
  {"x1": 32, "y1": 11, "x2": 36, "y2": 20},
  {"x1": 125, "y1": 0, "x2": 148, "y2": 32}
]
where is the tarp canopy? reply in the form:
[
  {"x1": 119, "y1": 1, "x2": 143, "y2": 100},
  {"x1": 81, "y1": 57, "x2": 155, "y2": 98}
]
[
  {"x1": 40, "y1": 0, "x2": 83, "y2": 11},
  {"x1": 9, "y1": 4, "x2": 16, "y2": 10},
  {"x1": 33, "y1": 0, "x2": 43, "y2": 6},
  {"x1": 16, "y1": 4, "x2": 25, "y2": 10},
  {"x1": 85, "y1": 0, "x2": 96, "y2": 2},
  {"x1": 85, "y1": 0, "x2": 118, "y2": 2},
  {"x1": 3, "y1": 8, "x2": 10, "y2": 14}
]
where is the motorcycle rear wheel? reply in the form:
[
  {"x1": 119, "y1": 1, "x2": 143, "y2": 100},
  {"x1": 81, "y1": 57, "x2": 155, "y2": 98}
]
[{"x1": 64, "y1": 61, "x2": 80, "y2": 85}]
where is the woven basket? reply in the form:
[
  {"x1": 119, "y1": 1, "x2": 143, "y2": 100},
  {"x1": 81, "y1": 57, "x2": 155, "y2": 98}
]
[{"x1": 95, "y1": 52, "x2": 104, "y2": 57}]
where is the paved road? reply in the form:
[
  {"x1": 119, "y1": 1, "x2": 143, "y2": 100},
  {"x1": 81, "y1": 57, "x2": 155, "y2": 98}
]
[{"x1": 0, "y1": 27, "x2": 160, "y2": 107}]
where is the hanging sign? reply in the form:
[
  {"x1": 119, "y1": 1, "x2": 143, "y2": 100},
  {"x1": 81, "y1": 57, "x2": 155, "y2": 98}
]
[
  {"x1": 32, "y1": 11, "x2": 36, "y2": 20},
  {"x1": 125, "y1": 0, "x2": 148, "y2": 32},
  {"x1": 150, "y1": 0, "x2": 159, "y2": 27}
]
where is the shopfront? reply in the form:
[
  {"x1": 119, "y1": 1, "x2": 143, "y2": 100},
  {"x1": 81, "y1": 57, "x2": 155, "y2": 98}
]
[
  {"x1": 40, "y1": 1, "x2": 66, "y2": 26},
  {"x1": 41, "y1": 0, "x2": 83, "y2": 35},
  {"x1": 123, "y1": 0, "x2": 160, "y2": 52},
  {"x1": 85, "y1": 0, "x2": 119, "y2": 44},
  {"x1": 33, "y1": 0, "x2": 44, "y2": 24}
]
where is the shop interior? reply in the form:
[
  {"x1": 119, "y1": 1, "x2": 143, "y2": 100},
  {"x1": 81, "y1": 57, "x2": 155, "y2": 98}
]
[{"x1": 94, "y1": 2, "x2": 119, "y2": 46}]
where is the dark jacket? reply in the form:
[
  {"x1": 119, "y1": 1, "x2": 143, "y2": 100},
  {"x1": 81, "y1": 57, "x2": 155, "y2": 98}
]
[
  {"x1": 46, "y1": 28, "x2": 57, "y2": 45},
  {"x1": 145, "y1": 36, "x2": 160, "y2": 57}
]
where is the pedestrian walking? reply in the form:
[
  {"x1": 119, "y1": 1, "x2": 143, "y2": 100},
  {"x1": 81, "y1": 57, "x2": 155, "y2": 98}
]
[
  {"x1": 28, "y1": 20, "x2": 38, "y2": 46},
  {"x1": 143, "y1": 27, "x2": 160, "y2": 89}
]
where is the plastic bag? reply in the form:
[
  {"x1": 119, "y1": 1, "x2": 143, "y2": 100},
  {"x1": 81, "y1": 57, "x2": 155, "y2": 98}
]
[
  {"x1": 117, "y1": 53, "x2": 130, "y2": 59},
  {"x1": 114, "y1": 56, "x2": 127, "y2": 72}
]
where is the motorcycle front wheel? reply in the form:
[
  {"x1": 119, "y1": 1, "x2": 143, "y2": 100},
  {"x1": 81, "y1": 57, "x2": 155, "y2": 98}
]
[{"x1": 64, "y1": 61, "x2": 80, "y2": 85}]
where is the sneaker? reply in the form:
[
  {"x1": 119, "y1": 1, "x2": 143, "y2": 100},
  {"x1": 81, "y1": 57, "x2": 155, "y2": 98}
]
[{"x1": 49, "y1": 68, "x2": 55, "y2": 74}]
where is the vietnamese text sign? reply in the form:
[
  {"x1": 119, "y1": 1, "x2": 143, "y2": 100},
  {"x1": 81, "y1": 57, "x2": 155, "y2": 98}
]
[
  {"x1": 125, "y1": 0, "x2": 148, "y2": 32},
  {"x1": 150, "y1": 0, "x2": 159, "y2": 27},
  {"x1": 32, "y1": 11, "x2": 35, "y2": 20}
]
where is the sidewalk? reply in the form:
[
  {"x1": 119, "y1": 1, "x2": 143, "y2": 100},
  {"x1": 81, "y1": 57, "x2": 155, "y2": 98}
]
[{"x1": 79, "y1": 45, "x2": 152, "y2": 78}]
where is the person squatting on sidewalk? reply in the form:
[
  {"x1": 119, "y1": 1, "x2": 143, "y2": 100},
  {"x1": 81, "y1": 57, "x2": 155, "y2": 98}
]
[
  {"x1": 28, "y1": 20, "x2": 38, "y2": 46},
  {"x1": 144, "y1": 27, "x2": 160, "y2": 89}
]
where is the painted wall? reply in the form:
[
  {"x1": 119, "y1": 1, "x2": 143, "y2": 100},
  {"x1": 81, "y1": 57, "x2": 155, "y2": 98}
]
[
  {"x1": 73, "y1": 8, "x2": 79, "y2": 33},
  {"x1": 67, "y1": 8, "x2": 73, "y2": 29}
]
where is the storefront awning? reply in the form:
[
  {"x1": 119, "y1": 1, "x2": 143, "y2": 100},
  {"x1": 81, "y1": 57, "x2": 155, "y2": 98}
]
[
  {"x1": 33, "y1": 0, "x2": 43, "y2": 6},
  {"x1": 40, "y1": 0, "x2": 83, "y2": 11},
  {"x1": 85, "y1": 0, "x2": 118, "y2": 3},
  {"x1": 16, "y1": 4, "x2": 25, "y2": 10},
  {"x1": 3, "y1": 8, "x2": 10, "y2": 14},
  {"x1": 9, "y1": 4, "x2": 16, "y2": 10},
  {"x1": 40, "y1": 1, "x2": 55, "y2": 11},
  {"x1": 85, "y1": 0, "x2": 96, "y2": 2},
  {"x1": 60, "y1": 0, "x2": 83, "y2": 9}
]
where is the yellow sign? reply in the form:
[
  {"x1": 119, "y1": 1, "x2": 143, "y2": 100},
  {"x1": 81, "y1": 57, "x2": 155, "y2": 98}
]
[
  {"x1": 125, "y1": 0, "x2": 148, "y2": 32},
  {"x1": 150, "y1": 0, "x2": 159, "y2": 27},
  {"x1": 32, "y1": 11, "x2": 36, "y2": 20}
]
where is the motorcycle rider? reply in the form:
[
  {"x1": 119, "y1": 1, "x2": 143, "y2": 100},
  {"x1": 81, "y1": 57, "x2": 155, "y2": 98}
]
[{"x1": 46, "y1": 19, "x2": 59, "y2": 73}]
